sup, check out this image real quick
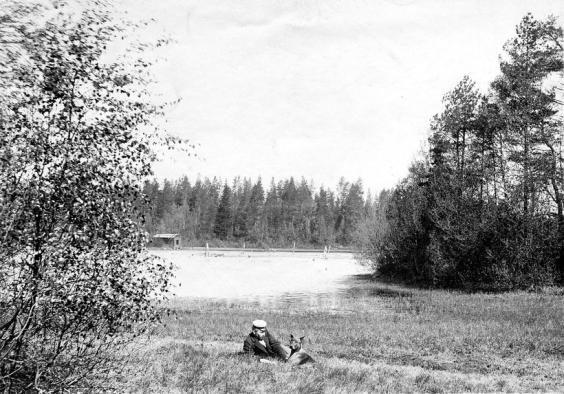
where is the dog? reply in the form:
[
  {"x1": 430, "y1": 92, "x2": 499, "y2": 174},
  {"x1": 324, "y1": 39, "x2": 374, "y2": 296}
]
[{"x1": 286, "y1": 334, "x2": 315, "y2": 365}]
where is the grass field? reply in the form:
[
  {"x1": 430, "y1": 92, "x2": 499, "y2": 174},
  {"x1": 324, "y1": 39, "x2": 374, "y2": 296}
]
[{"x1": 122, "y1": 278, "x2": 564, "y2": 393}]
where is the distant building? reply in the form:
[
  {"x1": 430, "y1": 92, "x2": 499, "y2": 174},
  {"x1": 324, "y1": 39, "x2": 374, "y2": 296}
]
[{"x1": 152, "y1": 233, "x2": 181, "y2": 249}]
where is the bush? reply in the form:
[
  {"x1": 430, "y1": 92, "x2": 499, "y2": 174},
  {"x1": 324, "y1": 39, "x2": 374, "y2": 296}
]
[{"x1": 0, "y1": 2, "x2": 177, "y2": 391}]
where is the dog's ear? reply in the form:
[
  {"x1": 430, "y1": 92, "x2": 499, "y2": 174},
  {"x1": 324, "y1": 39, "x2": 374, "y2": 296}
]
[
  {"x1": 300, "y1": 336, "x2": 305, "y2": 342},
  {"x1": 290, "y1": 334, "x2": 295, "y2": 339}
]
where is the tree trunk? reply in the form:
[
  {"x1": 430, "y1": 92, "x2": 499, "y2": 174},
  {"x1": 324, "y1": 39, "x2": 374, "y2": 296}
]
[
  {"x1": 461, "y1": 128, "x2": 466, "y2": 181},
  {"x1": 523, "y1": 125, "x2": 530, "y2": 217},
  {"x1": 499, "y1": 133, "x2": 508, "y2": 199},
  {"x1": 547, "y1": 139, "x2": 564, "y2": 283},
  {"x1": 479, "y1": 135, "x2": 485, "y2": 207},
  {"x1": 549, "y1": 177, "x2": 564, "y2": 283}
]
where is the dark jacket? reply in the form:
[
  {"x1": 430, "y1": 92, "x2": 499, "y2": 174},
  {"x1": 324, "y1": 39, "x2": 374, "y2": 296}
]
[{"x1": 243, "y1": 329, "x2": 287, "y2": 360}]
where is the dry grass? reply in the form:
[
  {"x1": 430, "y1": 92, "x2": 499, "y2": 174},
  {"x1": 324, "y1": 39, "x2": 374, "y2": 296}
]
[{"x1": 121, "y1": 280, "x2": 564, "y2": 393}]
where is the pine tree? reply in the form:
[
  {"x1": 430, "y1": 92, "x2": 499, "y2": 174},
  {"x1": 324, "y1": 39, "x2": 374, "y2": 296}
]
[
  {"x1": 296, "y1": 178, "x2": 314, "y2": 243},
  {"x1": 492, "y1": 13, "x2": 563, "y2": 280},
  {"x1": 214, "y1": 184, "x2": 233, "y2": 240},
  {"x1": 264, "y1": 178, "x2": 282, "y2": 241},
  {"x1": 343, "y1": 180, "x2": 365, "y2": 244},
  {"x1": 202, "y1": 177, "x2": 221, "y2": 237},
  {"x1": 313, "y1": 187, "x2": 333, "y2": 245},
  {"x1": 233, "y1": 178, "x2": 252, "y2": 238},
  {"x1": 246, "y1": 178, "x2": 265, "y2": 241}
]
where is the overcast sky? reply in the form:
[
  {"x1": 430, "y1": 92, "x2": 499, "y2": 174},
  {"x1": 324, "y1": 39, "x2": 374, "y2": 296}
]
[{"x1": 122, "y1": 0, "x2": 563, "y2": 193}]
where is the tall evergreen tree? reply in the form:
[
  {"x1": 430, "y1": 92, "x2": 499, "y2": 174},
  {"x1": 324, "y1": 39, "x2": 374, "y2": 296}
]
[
  {"x1": 492, "y1": 13, "x2": 563, "y2": 280},
  {"x1": 200, "y1": 178, "x2": 219, "y2": 238},
  {"x1": 281, "y1": 177, "x2": 298, "y2": 241},
  {"x1": 264, "y1": 178, "x2": 282, "y2": 240},
  {"x1": 296, "y1": 178, "x2": 314, "y2": 242},
  {"x1": 334, "y1": 177, "x2": 350, "y2": 242},
  {"x1": 214, "y1": 184, "x2": 233, "y2": 240},
  {"x1": 342, "y1": 180, "x2": 365, "y2": 244},
  {"x1": 233, "y1": 177, "x2": 252, "y2": 238},
  {"x1": 246, "y1": 178, "x2": 265, "y2": 240},
  {"x1": 313, "y1": 187, "x2": 334, "y2": 245}
]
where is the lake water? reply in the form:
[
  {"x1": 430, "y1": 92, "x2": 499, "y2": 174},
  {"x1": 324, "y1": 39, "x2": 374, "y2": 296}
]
[{"x1": 152, "y1": 250, "x2": 371, "y2": 306}]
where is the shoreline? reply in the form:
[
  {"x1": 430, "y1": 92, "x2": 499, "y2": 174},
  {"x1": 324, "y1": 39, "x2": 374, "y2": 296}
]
[{"x1": 148, "y1": 246, "x2": 358, "y2": 253}]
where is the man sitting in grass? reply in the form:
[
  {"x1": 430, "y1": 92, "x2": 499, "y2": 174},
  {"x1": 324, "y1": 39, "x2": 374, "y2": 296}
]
[{"x1": 243, "y1": 319, "x2": 288, "y2": 361}]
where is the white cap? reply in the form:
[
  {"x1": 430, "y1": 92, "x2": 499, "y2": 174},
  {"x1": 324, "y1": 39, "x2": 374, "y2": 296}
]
[{"x1": 252, "y1": 319, "x2": 267, "y2": 329}]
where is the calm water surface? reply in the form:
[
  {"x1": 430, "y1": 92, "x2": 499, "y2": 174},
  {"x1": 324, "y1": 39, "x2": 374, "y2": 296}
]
[{"x1": 152, "y1": 250, "x2": 371, "y2": 306}]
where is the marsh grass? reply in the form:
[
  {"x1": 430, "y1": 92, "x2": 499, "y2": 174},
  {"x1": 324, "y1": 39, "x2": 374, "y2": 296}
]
[{"x1": 123, "y1": 280, "x2": 564, "y2": 393}]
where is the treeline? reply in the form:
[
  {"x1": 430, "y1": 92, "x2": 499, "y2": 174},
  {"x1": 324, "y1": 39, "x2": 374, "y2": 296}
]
[
  {"x1": 361, "y1": 14, "x2": 564, "y2": 290},
  {"x1": 142, "y1": 176, "x2": 371, "y2": 248}
]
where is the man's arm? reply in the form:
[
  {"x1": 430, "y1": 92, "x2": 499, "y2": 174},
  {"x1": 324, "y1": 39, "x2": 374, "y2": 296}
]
[
  {"x1": 266, "y1": 331, "x2": 288, "y2": 360},
  {"x1": 243, "y1": 336, "x2": 254, "y2": 353}
]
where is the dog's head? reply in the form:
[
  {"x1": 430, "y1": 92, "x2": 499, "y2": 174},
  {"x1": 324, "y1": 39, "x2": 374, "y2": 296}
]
[{"x1": 289, "y1": 334, "x2": 305, "y2": 351}]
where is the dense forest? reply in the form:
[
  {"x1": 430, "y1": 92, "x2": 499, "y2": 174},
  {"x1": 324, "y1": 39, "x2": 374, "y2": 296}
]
[
  {"x1": 360, "y1": 14, "x2": 564, "y2": 291},
  {"x1": 142, "y1": 176, "x2": 371, "y2": 248}
]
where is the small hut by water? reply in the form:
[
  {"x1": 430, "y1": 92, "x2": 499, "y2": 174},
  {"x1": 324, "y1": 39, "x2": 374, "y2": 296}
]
[{"x1": 152, "y1": 233, "x2": 181, "y2": 249}]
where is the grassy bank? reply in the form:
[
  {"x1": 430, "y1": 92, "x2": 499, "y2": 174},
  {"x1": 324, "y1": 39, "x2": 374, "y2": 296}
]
[{"x1": 122, "y1": 279, "x2": 564, "y2": 393}]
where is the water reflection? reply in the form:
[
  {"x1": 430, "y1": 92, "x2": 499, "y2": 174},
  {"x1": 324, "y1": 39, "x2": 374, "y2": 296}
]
[{"x1": 152, "y1": 250, "x2": 371, "y2": 307}]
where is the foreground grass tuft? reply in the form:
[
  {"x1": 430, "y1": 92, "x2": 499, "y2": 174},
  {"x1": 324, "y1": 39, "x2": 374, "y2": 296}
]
[{"x1": 123, "y1": 281, "x2": 564, "y2": 393}]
